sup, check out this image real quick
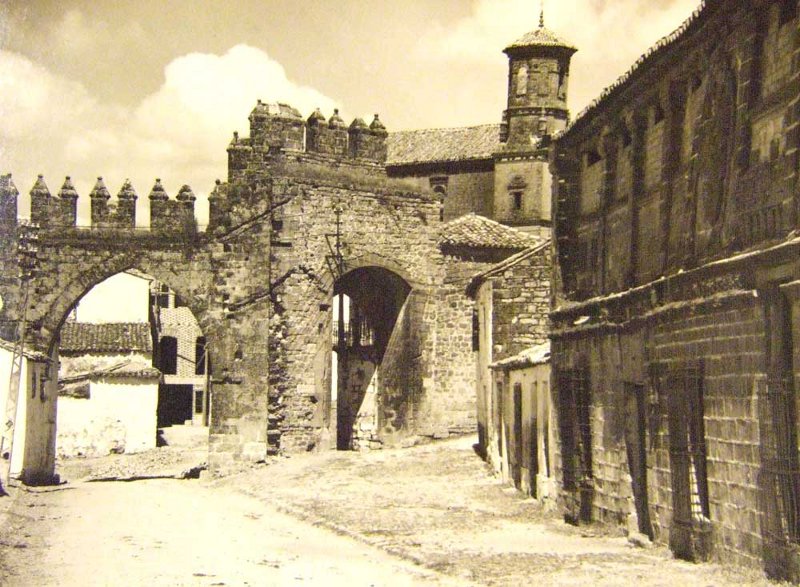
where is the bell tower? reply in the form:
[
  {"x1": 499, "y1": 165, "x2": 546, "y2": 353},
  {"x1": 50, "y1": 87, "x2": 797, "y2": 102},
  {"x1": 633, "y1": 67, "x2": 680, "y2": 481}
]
[
  {"x1": 493, "y1": 6, "x2": 577, "y2": 234},
  {"x1": 502, "y1": 6, "x2": 576, "y2": 147}
]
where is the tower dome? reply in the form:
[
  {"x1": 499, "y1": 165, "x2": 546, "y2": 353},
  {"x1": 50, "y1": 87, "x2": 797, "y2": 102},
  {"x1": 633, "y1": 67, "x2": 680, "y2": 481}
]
[{"x1": 504, "y1": 22, "x2": 577, "y2": 56}]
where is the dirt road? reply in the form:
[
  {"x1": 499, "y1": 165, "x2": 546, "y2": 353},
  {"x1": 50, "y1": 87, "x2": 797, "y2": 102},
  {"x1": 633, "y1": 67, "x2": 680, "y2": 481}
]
[
  {"x1": 0, "y1": 436, "x2": 779, "y2": 586},
  {"x1": 0, "y1": 478, "x2": 463, "y2": 586}
]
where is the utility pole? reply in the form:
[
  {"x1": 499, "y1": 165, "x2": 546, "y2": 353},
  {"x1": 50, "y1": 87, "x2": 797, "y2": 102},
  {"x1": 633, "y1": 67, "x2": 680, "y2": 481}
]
[
  {"x1": 1, "y1": 221, "x2": 40, "y2": 494},
  {"x1": 325, "y1": 205, "x2": 347, "y2": 449}
]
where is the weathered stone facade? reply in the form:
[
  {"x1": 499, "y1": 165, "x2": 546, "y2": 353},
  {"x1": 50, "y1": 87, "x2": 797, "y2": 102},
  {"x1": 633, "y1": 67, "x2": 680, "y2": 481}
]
[
  {"x1": 466, "y1": 242, "x2": 552, "y2": 475},
  {"x1": 0, "y1": 95, "x2": 517, "y2": 479},
  {"x1": 550, "y1": 0, "x2": 800, "y2": 578}
]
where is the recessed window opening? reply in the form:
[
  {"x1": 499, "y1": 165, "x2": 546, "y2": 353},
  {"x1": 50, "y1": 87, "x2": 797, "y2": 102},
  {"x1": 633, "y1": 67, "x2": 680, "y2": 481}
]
[{"x1": 512, "y1": 191, "x2": 524, "y2": 211}]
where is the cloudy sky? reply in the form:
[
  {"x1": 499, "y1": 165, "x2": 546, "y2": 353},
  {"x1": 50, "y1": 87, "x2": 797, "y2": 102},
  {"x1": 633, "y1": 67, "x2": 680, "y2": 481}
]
[{"x1": 0, "y1": 0, "x2": 700, "y2": 225}]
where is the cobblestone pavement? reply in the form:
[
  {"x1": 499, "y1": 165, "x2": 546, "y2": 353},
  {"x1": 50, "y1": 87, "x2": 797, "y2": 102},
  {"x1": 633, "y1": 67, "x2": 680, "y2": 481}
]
[{"x1": 224, "y1": 436, "x2": 782, "y2": 587}]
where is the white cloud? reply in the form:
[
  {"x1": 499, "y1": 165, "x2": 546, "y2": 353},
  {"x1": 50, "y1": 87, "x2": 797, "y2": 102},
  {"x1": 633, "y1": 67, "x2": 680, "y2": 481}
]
[
  {"x1": 0, "y1": 44, "x2": 340, "y2": 226},
  {"x1": 419, "y1": 0, "x2": 702, "y2": 114}
]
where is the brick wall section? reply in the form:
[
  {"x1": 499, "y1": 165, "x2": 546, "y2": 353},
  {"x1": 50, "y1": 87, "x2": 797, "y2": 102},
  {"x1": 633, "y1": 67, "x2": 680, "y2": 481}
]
[{"x1": 490, "y1": 247, "x2": 551, "y2": 361}]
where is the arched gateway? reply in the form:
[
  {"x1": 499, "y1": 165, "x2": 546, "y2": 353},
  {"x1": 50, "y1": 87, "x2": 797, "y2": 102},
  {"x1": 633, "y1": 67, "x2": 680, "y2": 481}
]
[{"x1": 0, "y1": 103, "x2": 489, "y2": 479}]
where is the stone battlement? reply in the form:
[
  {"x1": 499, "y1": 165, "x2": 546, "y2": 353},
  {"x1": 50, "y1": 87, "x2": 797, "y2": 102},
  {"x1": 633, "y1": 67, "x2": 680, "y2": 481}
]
[
  {"x1": 228, "y1": 102, "x2": 389, "y2": 181},
  {"x1": 0, "y1": 102, "x2": 392, "y2": 234},
  {"x1": 0, "y1": 173, "x2": 199, "y2": 232}
]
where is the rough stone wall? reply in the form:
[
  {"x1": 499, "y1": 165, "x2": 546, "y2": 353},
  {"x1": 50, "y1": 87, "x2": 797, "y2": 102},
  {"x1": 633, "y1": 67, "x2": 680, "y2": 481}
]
[
  {"x1": 386, "y1": 162, "x2": 495, "y2": 222},
  {"x1": 488, "y1": 247, "x2": 552, "y2": 362},
  {"x1": 552, "y1": 278, "x2": 767, "y2": 568}
]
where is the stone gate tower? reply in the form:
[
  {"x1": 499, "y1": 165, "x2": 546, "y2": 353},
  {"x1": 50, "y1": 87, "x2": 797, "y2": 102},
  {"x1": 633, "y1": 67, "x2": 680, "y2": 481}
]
[{"x1": 493, "y1": 11, "x2": 577, "y2": 233}]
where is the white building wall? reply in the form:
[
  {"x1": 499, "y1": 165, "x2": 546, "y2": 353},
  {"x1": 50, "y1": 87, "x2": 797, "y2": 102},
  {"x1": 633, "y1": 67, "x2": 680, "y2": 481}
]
[
  {"x1": 57, "y1": 378, "x2": 158, "y2": 457},
  {"x1": 0, "y1": 345, "x2": 29, "y2": 476}
]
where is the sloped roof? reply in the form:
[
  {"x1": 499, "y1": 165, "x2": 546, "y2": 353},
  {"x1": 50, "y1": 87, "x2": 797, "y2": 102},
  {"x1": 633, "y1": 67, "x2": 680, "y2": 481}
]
[
  {"x1": 386, "y1": 124, "x2": 502, "y2": 166},
  {"x1": 440, "y1": 214, "x2": 541, "y2": 250},
  {"x1": 491, "y1": 341, "x2": 550, "y2": 370},
  {"x1": 465, "y1": 239, "x2": 551, "y2": 297},
  {"x1": 60, "y1": 322, "x2": 152, "y2": 354},
  {"x1": 564, "y1": 1, "x2": 707, "y2": 137},
  {"x1": 59, "y1": 359, "x2": 161, "y2": 392},
  {"x1": 505, "y1": 25, "x2": 576, "y2": 52}
]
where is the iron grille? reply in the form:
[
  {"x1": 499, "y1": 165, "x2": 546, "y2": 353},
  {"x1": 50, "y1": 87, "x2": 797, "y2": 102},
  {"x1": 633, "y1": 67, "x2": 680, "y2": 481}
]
[{"x1": 758, "y1": 377, "x2": 800, "y2": 546}]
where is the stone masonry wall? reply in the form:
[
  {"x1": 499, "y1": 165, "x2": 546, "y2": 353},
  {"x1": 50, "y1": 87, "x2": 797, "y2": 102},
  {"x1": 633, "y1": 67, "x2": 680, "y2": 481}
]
[{"x1": 551, "y1": 263, "x2": 777, "y2": 570}]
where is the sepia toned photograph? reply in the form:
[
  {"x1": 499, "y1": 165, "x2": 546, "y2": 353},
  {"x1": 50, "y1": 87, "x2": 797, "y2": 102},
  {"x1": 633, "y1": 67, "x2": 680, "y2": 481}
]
[{"x1": 0, "y1": 0, "x2": 797, "y2": 584}]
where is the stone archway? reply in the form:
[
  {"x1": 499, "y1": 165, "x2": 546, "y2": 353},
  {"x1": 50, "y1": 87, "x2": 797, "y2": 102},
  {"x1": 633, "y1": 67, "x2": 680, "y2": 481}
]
[
  {"x1": 332, "y1": 266, "x2": 414, "y2": 450},
  {"x1": 20, "y1": 267, "x2": 216, "y2": 482}
]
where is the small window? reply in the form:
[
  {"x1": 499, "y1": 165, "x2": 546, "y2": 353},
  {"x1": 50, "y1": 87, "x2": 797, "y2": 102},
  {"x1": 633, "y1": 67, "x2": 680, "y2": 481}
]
[
  {"x1": 472, "y1": 308, "x2": 480, "y2": 352},
  {"x1": 194, "y1": 388, "x2": 204, "y2": 414},
  {"x1": 516, "y1": 64, "x2": 529, "y2": 97},
  {"x1": 512, "y1": 191, "x2": 524, "y2": 211},
  {"x1": 433, "y1": 184, "x2": 446, "y2": 222},
  {"x1": 160, "y1": 336, "x2": 178, "y2": 375}
]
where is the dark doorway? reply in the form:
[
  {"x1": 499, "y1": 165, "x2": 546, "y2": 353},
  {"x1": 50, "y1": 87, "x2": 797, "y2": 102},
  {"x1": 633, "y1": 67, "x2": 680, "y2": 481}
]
[
  {"x1": 157, "y1": 384, "x2": 193, "y2": 428},
  {"x1": 332, "y1": 267, "x2": 412, "y2": 450},
  {"x1": 558, "y1": 368, "x2": 593, "y2": 523},
  {"x1": 624, "y1": 382, "x2": 653, "y2": 539},
  {"x1": 759, "y1": 286, "x2": 800, "y2": 581},
  {"x1": 666, "y1": 365, "x2": 710, "y2": 561},
  {"x1": 529, "y1": 382, "x2": 540, "y2": 498},
  {"x1": 512, "y1": 383, "x2": 523, "y2": 487}
]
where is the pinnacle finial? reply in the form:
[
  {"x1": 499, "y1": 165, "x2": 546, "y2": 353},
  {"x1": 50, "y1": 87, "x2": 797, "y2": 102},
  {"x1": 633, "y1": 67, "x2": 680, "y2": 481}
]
[{"x1": 539, "y1": 0, "x2": 544, "y2": 27}]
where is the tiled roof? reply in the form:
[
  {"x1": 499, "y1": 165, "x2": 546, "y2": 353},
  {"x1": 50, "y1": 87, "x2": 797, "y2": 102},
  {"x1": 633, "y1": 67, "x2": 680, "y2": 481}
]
[
  {"x1": 59, "y1": 359, "x2": 161, "y2": 394},
  {"x1": 386, "y1": 124, "x2": 501, "y2": 166},
  {"x1": 505, "y1": 25, "x2": 576, "y2": 51},
  {"x1": 563, "y1": 1, "x2": 707, "y2": 137},
  {"x1": 440, "y1": 214, "x2": 541, "y2": 250},
  {"x1": 491, "y1": 341, "x2": 550, "y2": 370},
  {"x1": 59, "y1": 322, "x2": 152, "y2": 354}
]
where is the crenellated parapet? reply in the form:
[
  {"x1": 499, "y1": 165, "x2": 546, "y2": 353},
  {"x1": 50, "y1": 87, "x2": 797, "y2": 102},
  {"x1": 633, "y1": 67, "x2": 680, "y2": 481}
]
[
  {"x1": 249, "y1": 101, "x2": 305, "y2": 151},
  {"x1": 149, "y1": 179, "x2": 197, "y2": 232},
  {"x1": 349, "y1": 115, "x2": 388, "y2": 162},
  {"x1": 229, "y1": 102, "x2": 390, "y2": 182},
  {"x1": 307, "y1": 108, "x2": 349, "y2": 157},
  {"x1": 30, "y1": 175, "x2": 80, "y2": 228},
  {"x1": 90, "y1": 177, "x2": 139, "y2": 229},
  {"x1": 0, "y1": 174, "x2": 209, "y2": 233},
  {"x1": 0, "y1": 174, "x2": 19, "y2": 230}
]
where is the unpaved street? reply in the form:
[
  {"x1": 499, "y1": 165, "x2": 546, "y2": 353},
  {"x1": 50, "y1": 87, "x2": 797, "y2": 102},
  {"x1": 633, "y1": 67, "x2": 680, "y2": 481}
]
[
  {"x1": 0, "y1": 436, "x2": 779, "y2": 586},
  {"x1": 0, "y1": 478, "x2": 461, "y2": 586}
]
